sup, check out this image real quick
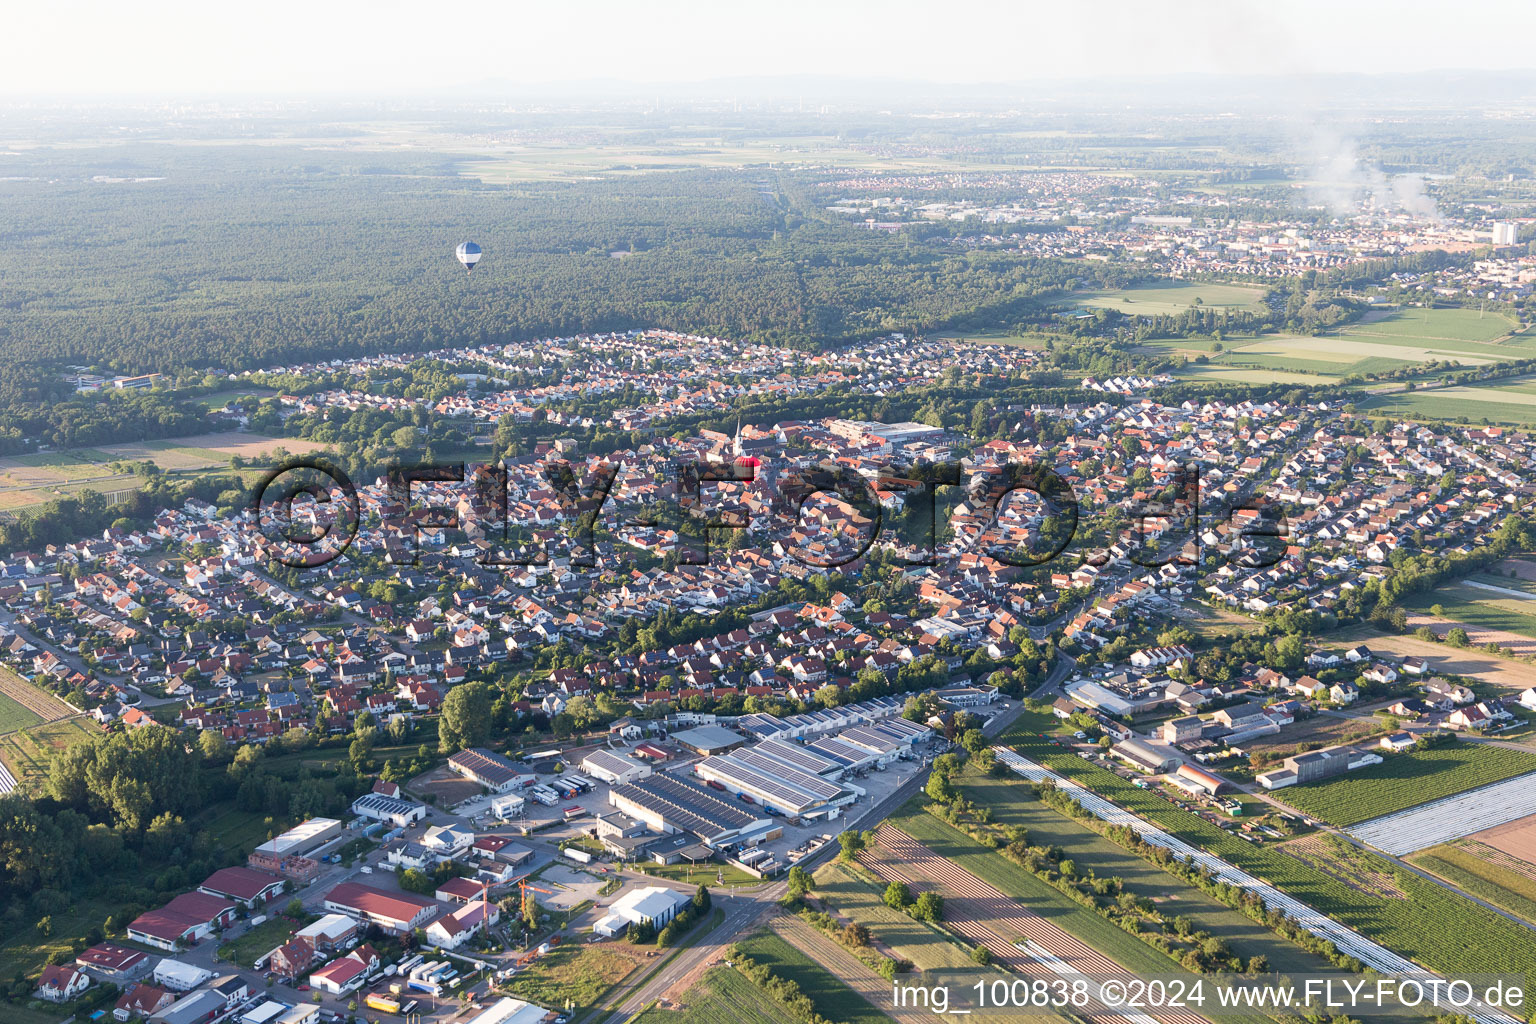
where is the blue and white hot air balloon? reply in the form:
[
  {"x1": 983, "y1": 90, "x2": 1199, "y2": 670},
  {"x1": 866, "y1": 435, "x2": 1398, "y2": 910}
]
[{"x1": 456, "y1": 241, "x2": 482, "y2": 272}]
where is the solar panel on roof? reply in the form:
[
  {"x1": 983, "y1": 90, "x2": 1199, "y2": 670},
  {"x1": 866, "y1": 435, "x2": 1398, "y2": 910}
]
[
  {"x1": 731, "y1": 749, "x2": 842, "y2": 799},
  {"x1": 700, "y1": 756, "x2": 819, "y2": 812},
  {"x1": 753, "y1": 738, "x2": 839, "y2": 776}
]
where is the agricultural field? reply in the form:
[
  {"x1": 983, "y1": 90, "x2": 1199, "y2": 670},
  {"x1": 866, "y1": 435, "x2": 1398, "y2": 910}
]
[
  {"x1": 1409, "y1": 842, "x2": 1536, "y2": 926},
  {"x1": 996, "y1": 710, "x2": 1536, "y2": 979},
  {"x1": 886, "y1": 804, "x2": 1189, "y2": 979},
  {"x1": 1339, "y1": 306, "x2": 1523, "y2": 345},
  {"x1": 0, "y1": 432, "x2": 329, "y2": 515},
  {"x1": 0, "y1": 716, "x2": 99, "y2": 794},
  {"x1": 1067, "y1": 281, "x2": 1270, "y2": 315},
  {"x1": 947, "y1": 768, "x2": 1333, "y2": 975},
  {"x1": 1163, "y1": 308, "x2": 1532, "y2": 389},
  {"x1": 1405, "y1": 581, "x2": 1536, "y2": 643},
  {"x1": 735, "y1": 928, "x2": 891, "y2": 1024},
  {"x1": 632, "y1": 966, "x2": 800, "y2": 1024},
  {"x1": 1319, "y1": 624, "x2": 1536, "y2": 694},
  {"x1": 810, "y1": 861, "x2": 981, "y2": 972},
  {"x1": 1360, "y1": 383, "x2": 1536, "y2": 426},
  {"x1": 1172, "y1": 363, "x2": 1319, "y2": 385},
  {"x1": 0, "y1": 691, "x2": 42, "y2": 735},
  {"x1": 1271, "y1": 744, "x2": 1536, "y2": 828}
]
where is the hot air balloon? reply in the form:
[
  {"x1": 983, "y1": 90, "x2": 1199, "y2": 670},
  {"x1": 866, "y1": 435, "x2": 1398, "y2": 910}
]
[{"x1": 456, "y1": 241, "x2": 482, "y2": 272}]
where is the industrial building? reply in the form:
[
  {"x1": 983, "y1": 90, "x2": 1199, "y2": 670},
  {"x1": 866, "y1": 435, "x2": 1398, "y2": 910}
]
[
  {"x1": 592, "y1": 886, "x2": 691, "y2": 937},
  {"x1": 1109, "y1": 737, "x2": 1181, "y2": 774},
  {"x1": 323, "y1": 882, "x2": 440, "y2": 935},
  {"x1": 751, "y1": 737, "x2": 842, "y2": 778},
  {"x1": 581, "y1": 749, "x2": 653, "y2": 786},
  {"x1": 671, "y1": 724, "x2": 747, "y2": 755},
  {"x1": 607, "y1": 773, "x2": 770, "y2": 848},
  {"x1": 1256, "y1": 745, "x2": 1381, "y2": 790},
  {"x1": 693, "y1": 748, "x2": 853, "y2": 820},
  {"x1": 447, "y1": 748, "x2": 533, "y2": 793},
  {"x1": 1169, "y1": 763, "x2": 1229, "y2": 796},
  {"x1": 350, "y1": 792, "x2": 427, "y2": 828},
  {"x1": 252, "y1": 818, "x2": 342, "y2": 859},
  {"x1": 462, "y1": 997, "x2": 552, "y2": 1024}
]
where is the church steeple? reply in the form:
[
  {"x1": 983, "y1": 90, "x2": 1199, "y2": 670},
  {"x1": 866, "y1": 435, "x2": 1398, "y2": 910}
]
[{"x1": 734, "y1": 413, "x2": 743, "y2": 457}]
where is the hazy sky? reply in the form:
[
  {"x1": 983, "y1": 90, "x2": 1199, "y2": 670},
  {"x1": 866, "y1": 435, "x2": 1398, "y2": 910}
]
[{"x1": 9, "y1": 0, "x2": 1536, "y2": 98}]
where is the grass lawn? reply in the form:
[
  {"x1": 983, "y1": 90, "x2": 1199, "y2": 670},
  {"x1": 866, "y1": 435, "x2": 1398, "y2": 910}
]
[
  {"x1": 217, "y1": 912, "x2": 312, "y2": 968},
  {"x1": 995, "y1": 709, "x2": 1536, "y2": 979},
  {"x1": 736, "y1": 928, "x2": 889, "y2": 1024},
  {"x1": 1068, "y1": 281, "x2": 1269, "y2": 315},
  {"x1": 0, "y1": 690, "x2": 44, "y2": 734},
  {"x1": 632, "y1": 860, "x2": 760, "y2": 888},
  {"x1": 1409, "y1": 845, "x2": 1536, "y2": 926},
  {"x1": 199, "y1": 806, "x2": 282, "y2": 856},
  {"x1": 0, "y1": 895, "x2": 117, "y2": 983},
  {"x1": 631, "y1": 966, "x2": 800, "y2": 1024},
  {"x1": 1268, "y1": 744, "x2": 1536, "y2": 827},
  {"x1": 500, "y1": 938, "x2": 649, "y2": 1013}
]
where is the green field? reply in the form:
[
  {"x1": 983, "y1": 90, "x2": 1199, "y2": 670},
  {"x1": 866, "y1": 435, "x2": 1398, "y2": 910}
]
[
  {"x1": 1068, "y1": 281, "x2": 1270, "y2": 315},
  {"x1": 0, "y1": 691, "x2": 44, "y2": 734},
  {"x1": 217, "y1": 912, "x2": 311, "y2": 968},
  {"x1": 1161, "y1": 307, "x2": 1530, "y2": 387},
  {"x1": 736, "y1": 928, "x2": 890, "y2": 1024},
  {"x1": 1361, "y1": 383, "x2": 1536, "y2": 426},
  {"x1": 1173, "y1": 364, "x2": 1320, "y2": 385},
  {"x1": 1339, "y1": 307, "x2": 1521, "y2": 345},
  {"x1": 632, "y1": 966, "x2": 800, "y2": 1024},
  {"x1": 0, "y1": 716, "x2": 99, "y2": 793},
  {"x1": 945, "y1": 769, "x2": 1332, "y2": 975},
  {"x1": 0, "y1": 894, "x2": 119, "y2": 984},
  {"x1": 997, "y1": 709, "x2": 1536, "y2": 979},
  {"x1": 1404, "y1": 582, "x2": 1536, "y2": 640},
  {"x1": 1270, "y1": 744, "x2": 1536, "y2": 826},
  {"x1": 1409, "y1": 845, "x2": 1536, "y2": 926}
]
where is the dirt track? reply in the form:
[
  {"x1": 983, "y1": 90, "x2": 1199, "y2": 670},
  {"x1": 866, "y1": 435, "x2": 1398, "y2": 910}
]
[{"x1": 862, "y1": 825, "x2": 1211, "y2": 1024}]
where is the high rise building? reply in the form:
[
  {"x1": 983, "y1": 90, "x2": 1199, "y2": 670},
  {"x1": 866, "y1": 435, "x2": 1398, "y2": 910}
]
[{"x1": 1491, "y1": 221, "x2": 1519, "y2": 245}]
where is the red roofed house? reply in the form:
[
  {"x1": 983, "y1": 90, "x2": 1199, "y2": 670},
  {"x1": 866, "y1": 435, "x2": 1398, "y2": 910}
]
[
  {"x1": 267, "y1": 937, "x2": 316, "y2": 982},
  {"x1": 435, "y1": 876, "x2": 487, "y2": 904},
  {"x1": 36, "y1": 964, "x2": 89, "y2": 1002},
  {"x1": 75, "y1": 942, "x2": 149, "y2": 981},
  {"x1": 114, "y1": 982, "x2": 174, "y2": 1018},
  {"x1": 198, "y1": 866, "x2": 286, "y2": 908},
  {"x1": 309, "y1": 944, "x2": 380, "y2": 996},
  {"x1": 126, "y1": 891, "x2": 236, "y2": 951}
]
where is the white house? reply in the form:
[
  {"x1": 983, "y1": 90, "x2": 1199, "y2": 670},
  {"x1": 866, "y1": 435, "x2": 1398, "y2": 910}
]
[
  {"x1": 1518, "y1": 687, "x2": 1536, "y2": 711},
  {"x1": 422, "y1": 824, "x2": 475, "y2": 857},
  {"x1": 425, "y1": 900, "x2": 499, "y2": 950},
  {"x1": 36, "y1": 965, "x2": 90, "y2": 1003}
]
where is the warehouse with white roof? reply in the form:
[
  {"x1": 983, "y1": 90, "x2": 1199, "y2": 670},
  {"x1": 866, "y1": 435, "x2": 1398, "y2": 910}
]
[{"x1": 581, "y1": 749, "x2": 653, "y2": 786}]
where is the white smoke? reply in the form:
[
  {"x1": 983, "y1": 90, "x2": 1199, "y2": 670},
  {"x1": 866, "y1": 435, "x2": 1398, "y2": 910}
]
[{"x1": 1296, "y1": 123, "x2": 1440, "y2": 222}]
